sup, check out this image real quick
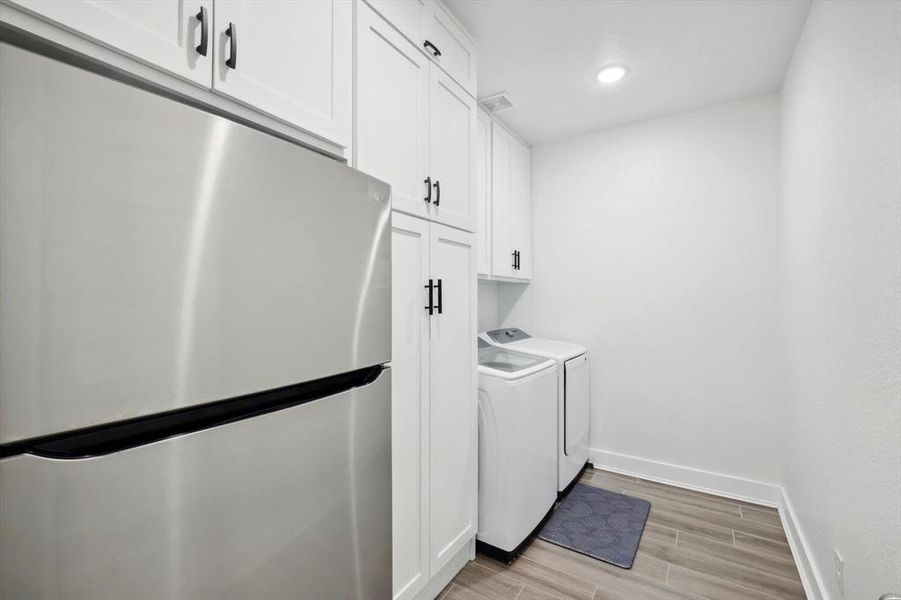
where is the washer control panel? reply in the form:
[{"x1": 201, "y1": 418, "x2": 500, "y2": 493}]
[{"x1": 486, "y1": 328, "x2": 532, "y2": 343}]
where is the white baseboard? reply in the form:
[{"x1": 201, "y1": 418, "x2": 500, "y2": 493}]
[
  {"x1": 589, "y1": 449, "x2": 783, "y2": 506},
  {"x1": 589, "y1": 448, "x2": 826, "y2": 600},
  {"x1": 778, "y1": 488, "x2": 829, "y2": 600}
]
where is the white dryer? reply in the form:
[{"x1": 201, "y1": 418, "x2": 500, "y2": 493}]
[
  {"x1": 480, "y1": 329, "x2": 590, "y2": 493},
  {"x1": 476, "y1": 339, "x2": 558, "y2": 560}
]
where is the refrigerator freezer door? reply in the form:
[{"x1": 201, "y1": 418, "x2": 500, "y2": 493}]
[
  {"x1": 0, "y1": 43, "x2": 391, "y2": 443},
  {"x1": 0, "y1": 369, "x2": 391, "y2": 599}
]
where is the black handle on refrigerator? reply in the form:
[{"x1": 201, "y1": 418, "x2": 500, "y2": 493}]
[
  {"x1": 0, "y1": 365, "x2": 385, "y2": 460},
  {"x1": 424, "y1": 279, "x2": 434, "y2": 315},
  {"x1": 436, "y1": 279, "x2": 443, "y2": 314},
  {"x1": 225, "y1": 23, "x2": 237, "y2": 69},
  {"x1": 433, "y1": 179, "x2": 440, "y2": 206},
  {"x1": 424, "y1": 177, "x2": 432, "y2": 203},
  {"x1": 195, "y1": 7, "x2": 209, "y2": 56}
]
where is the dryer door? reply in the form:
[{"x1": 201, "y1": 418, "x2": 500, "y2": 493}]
[{"x1": 564, "y1": 355, "x2": 590, "y2": 456}]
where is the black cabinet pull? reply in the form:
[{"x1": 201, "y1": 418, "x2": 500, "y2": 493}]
[
  {"x1": 516, "y1": 250, "x2": 521, "y2": 270},
  {"x1": 436, "y1": 279, "x2": 443, "y2": 314},
  {"x1": 423, "y1": 40, "x2": 442, "y2": 57},
  {"x1": 424, "y1": 279, "x2": 434, "y2": 315},
  {"x1": 512, "y1": 250, "x2": 517, "y2": 269},
  {"x1": 225, "y1": 23, "x2": 237, "y2": 69},
  {"x1": 195, "y1": 6, "x2": 209, "y2": 56},
  {"x1": 433, "y1": 179, "x2": 440, "y2": 206},
  {"x1": 424, "y1": 176, "x2": 432, "y2": 203}
]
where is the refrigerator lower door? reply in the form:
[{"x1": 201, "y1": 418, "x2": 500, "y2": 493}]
[{"x1": 0, "y1": 369, "x2": 391, "y2": 600}]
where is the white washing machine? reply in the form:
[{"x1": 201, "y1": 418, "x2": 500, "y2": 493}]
[
  {"x1": 476, "y1": 339, "x2": 558, "y2": 560},
  {"x1": 480, "y1": 329, "x2": 590, "y2": 493}
]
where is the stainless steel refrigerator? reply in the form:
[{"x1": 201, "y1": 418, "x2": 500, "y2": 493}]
[{"x1": 0, "y1": 42, "x2": 392, "y2": 599}]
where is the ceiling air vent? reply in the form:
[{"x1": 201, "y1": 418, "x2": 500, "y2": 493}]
[{"x1": 479, "y1": 92, "x2": 515, "y2": 114}]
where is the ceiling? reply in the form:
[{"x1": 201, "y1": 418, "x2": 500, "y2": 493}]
[{"x1": 444, "y1": 0, "x2": 811, "y2": 145}]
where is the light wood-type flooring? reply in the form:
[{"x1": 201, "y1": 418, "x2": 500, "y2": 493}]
[{"x1": 443, "y1": 467, "x2": 805, "y2": 600}]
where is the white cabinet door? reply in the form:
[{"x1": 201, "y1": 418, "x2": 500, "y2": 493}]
[
  {"x1": 364, "y1": 0, "x2": 426, "y2": 46},
  {"x1": 511, "y1": 136, "x2": 532, "y2": 279},
  {"x1": 475, "y1": 109, "x2": 492, "y2": 276},
  {"x1": 429, "y1": 68, "x2": 476, "y2": 232},
  {"x1": 212, "y1": 0, "x2": 351, "y2": 147},
  {"x1": 490, "y1": 122, "x2": 514, "y2": 278},
  {"x1": 391, "y1": 213, "x2": 431, "y2": 600},
  {"x1": 356, "y1": 4, "x2": 430, "y2": 220},
  {"x1": 428, "y1": 223, "x2": 477, "y2": 575},
  {"x1": 7, "y1": 0, "x2": 210, "y2": 86},
  {"x1": 490, "y1": 122, "x2": 531, "y2": 280},
  {"x1": 422, "y1": 0, "x2": 477, "y2": 97}
]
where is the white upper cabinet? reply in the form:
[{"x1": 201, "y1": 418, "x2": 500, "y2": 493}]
[
  {"x1": 6, "y1": 0, "x2": 211, "y2": 86},
  {"x1": 365, "y1": 0, "x2": 426, "y2": 43},
  {"x1": 356, "y1": 3, "x2": 476, "y2": 232},
  {"x1": 489, "y1": 120, "x2": 532, "y2": 281},
  {"x1": 475, "y1": 109, "x2": 492, "y2": 276},
  {"x1": 364, "y1": 0, "x2": 476, "y2": 98},
  {"x1": 422, "y1": 1, "x2": 477, "y2": 97},
  {"x1": 356, "y1": 4, "x2": 430, "y2": 220},
  {"x1": 490, "y1": 122, "x2": 515, "y2": 278},
  {"x1": 212, "y1": 0, "x2": 352, "y2": 148},
  {"x1": 510, "y1": 134, "x2": 532, "y2": 279},
  {"x1": 428, "y1": 68, "x2": 477, "y2": 231}
]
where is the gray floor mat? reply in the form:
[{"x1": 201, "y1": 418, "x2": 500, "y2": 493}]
[{"x1": 538, "y1": 483, "x2": 651, "y2": 569}]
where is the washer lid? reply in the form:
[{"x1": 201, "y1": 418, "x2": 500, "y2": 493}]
[
  {"x1": 478, "y1": 346, "x2": 553, "y2": 378},
  {"x1": 500, "y1": 337, "x2": 587, "y2": 361}
]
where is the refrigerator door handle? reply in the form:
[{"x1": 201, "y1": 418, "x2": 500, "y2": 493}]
[{"x1": 0, "y1": 365, "x2": 385, "y2": 460}]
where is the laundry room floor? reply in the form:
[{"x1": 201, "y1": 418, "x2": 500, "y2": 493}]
[{"x1": 444, "y1": 468, "x2": 806, "y2": 600}]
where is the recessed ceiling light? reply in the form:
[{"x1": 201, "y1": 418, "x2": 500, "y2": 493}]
[{"x1": 596, "y1": 65, "x2": 628, "y2": 84}]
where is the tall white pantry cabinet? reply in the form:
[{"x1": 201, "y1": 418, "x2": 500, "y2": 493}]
[
  {"x1": 390, "y1": 214, "x2": 477, "y2": 600},
  {"x1": 355, "y1": 2, "x2": 480, "y2": 599}
]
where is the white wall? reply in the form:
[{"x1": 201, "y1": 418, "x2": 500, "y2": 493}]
[
  {"x1": 498, "y1": 94, "x2": 787, "y2": 483},
  {"x1": 477, "y1": 281, "x2": 499, "y2": 332},
  {"x1": 781, "y1": 2, "x2": 901, "y2": 599}
]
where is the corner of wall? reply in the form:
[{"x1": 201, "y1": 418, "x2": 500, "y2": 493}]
[
  {"x1": 779, "y1": 487, "x2": 829, "y2": 600},
  {"x1": 589, "y1": 448, "x2": 826, "y2": 600}
]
